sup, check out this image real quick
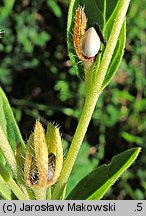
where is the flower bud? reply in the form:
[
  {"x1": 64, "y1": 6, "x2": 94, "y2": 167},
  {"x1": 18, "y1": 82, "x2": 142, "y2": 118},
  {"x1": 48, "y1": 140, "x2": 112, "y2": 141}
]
[
  {"x1": 46, "y1": 123, "x2": 63, "y2": 187},
  {"x1": 79, "y1": 27, "x2": 100, "y2": 58},
  {"x1": 24, "y1": 121, "x2": 63, "y2": 189},
  {"x1": 33, "y1": 121, "x2": 48, "y2": 187}
]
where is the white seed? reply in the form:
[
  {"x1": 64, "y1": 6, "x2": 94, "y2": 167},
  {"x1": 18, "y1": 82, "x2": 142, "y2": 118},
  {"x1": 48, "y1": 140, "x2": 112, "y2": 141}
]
[{"x1": 79, "y1": 27, "x2": 100, "y2": 58}]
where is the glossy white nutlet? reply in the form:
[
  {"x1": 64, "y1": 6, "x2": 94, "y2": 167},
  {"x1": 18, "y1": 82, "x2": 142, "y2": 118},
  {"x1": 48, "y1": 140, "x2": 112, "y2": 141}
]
[{"x1": 79, "y1": 27, "x2": 100, "y2": 58}]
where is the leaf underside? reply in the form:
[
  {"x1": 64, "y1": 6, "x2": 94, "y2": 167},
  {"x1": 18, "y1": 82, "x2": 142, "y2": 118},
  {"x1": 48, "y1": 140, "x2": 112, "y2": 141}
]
[{"x1": 0, "y1": 87, "x2": 25, "y2": 165}]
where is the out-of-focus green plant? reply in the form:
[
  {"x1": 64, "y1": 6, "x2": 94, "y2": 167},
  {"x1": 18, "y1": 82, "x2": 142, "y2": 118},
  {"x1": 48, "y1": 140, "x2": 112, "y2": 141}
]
[{"x1": 0, "y1": 0, "x2": 142, "y2": 200}]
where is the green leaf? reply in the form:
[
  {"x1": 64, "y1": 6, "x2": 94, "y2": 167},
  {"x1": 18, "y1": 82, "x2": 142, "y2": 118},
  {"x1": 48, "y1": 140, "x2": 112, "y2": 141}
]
[
  {"x1": 80, "y1": 0, "x2": 119, "y2": 30},
  {"x1": 101, "y1": 20, "x2": 126, "y2": 90},
  {"x1": 60, "y1": 184, "x2": 67, "y2": 200},
  {"x1": 0, "y1": 175, "x2": 12, "y2": 200},
  {"x1": 0, "y1": 170, "x2": 28, "y2": 200},
  {"x1": 95, "y1": 0, "x2": 118, "y2": 19},
  {"x1": 0, "y1": 0, "x2": 15, "y2": 23},
  {"x1": 67, "y1": 142, "x2": 98, "y2": 197},
  {"x1": 66, "y1": 147, "x2": 141, "y2": 200},
  {"x1": 46, "y1": 187, "x2": 52, "y2": 200},
  {"x1": 0, "y1": 162, "x2": 11, "y2": 182},
  {"x1": 67, "y1": 0, "x2": 122, "y2": 79},
  {"x1": 99, "y1": 0, "x2": 126, "y2": 90},
  {"x1": 0, "y1": 87, "x2": 25, "y2": 156},
  {"x1": 47, "y1": 0, "x2": 62, "y2": 17},
  {"x1": 122, "y1": 132, "x2": 143, "y2": 146},
  {"x1": 103, "y1": 0, "x2": 121, "y2": 39},
  {"x1": 67, "y1": 0, "x2": 82, "y2": 78}
]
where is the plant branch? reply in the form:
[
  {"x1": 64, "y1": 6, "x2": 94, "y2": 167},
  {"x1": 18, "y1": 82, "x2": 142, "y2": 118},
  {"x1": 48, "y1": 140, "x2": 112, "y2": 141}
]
[
  {"x1": 52, "y1": 0, "x2": 131, "y2": 200},
  {"x1": 52, "y1": 90, "x2": 100, "y2": 199}
]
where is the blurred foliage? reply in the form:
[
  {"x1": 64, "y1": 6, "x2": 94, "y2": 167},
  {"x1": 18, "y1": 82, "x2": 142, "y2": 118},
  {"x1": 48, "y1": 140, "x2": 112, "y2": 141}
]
[{"x1": 0, "y1": 0, "x2": 146, "y2": 199}]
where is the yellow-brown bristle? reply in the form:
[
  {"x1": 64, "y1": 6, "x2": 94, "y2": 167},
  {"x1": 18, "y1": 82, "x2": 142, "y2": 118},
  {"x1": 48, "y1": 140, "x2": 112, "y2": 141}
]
[{"x1": 73, "y1": 6, "x2": 94, "y2": 62}]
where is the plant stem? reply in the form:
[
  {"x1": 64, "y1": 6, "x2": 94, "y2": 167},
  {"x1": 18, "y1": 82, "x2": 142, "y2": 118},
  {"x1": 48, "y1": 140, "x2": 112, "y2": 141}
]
[
  {"x1": 94, "y1": 0, "x2": 131, "y2": 92},
  {"x1": 33, "y1": 188, "x2": 46, "y2": 200},
  {"x1": 52, "y1": 89, "x2": 100, "y2": 199},
  {"x1": 52, "y1": 0, "x2": 131, "y2": 200}
]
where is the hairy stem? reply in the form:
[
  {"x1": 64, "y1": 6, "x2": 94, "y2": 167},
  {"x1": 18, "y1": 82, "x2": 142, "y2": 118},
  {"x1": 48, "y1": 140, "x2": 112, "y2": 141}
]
[
  {"x1": 52, "y1": 90, "x2": 99, "y2": 199},
  {"x1": 33, "y1": 188, "x2": 46, "y2": 200},
  {"x1": 52, "y1": 0, "x2": 131, "y2": 200}
]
